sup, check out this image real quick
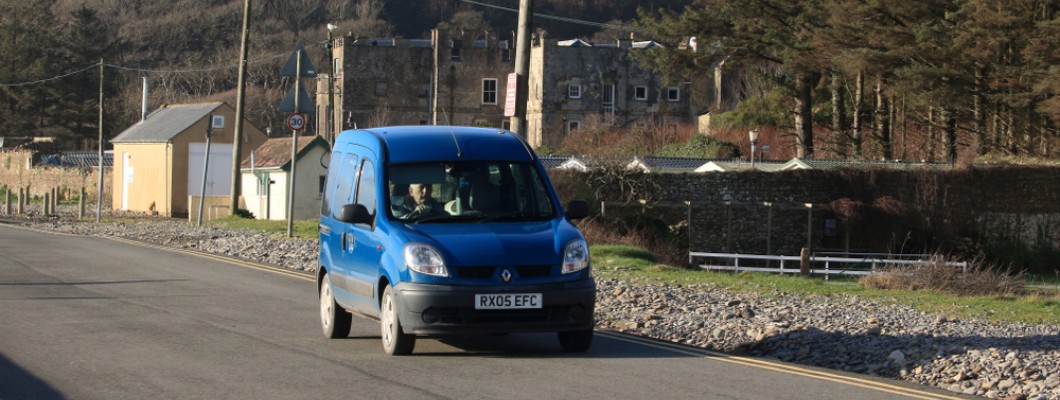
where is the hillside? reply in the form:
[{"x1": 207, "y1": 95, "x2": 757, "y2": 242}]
[{"x1": 0, "y1": 0, "x2": 690, "y2": 149}]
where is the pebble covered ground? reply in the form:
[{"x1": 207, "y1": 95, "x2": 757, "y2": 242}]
[{"x1": 7, "y1": 208, "x2": 1059, "y2": 400}]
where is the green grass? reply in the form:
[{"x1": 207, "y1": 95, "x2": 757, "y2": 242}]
[
  {"x1": 591, "y1": 244, "x2": 1060, "y2": 325},
  {"x1": 208, "y1": 215, "x2": 319, "y2": 240}
]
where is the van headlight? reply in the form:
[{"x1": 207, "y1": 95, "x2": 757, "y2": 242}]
[
  {"x1": 404, "y1": 243, "x2": 448, "y2": 277},
  {"x1": 561, "y1": 239, "x2": 589, "y2": 274}
]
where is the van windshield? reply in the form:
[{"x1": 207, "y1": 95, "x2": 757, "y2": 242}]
[{"x1": 387, "y1": 161, "x2": 556, "y2": 223}]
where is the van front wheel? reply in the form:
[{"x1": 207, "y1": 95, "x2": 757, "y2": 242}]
[
  {"x1": 320, "y1": 272, "x2": 351, "y2": 339},
  {"x1": 381, "y1": 285, "x2": 416, "y2": 355}
]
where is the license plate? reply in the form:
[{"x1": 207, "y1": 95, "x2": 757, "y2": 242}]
[{"x1": 474, "y1": 293, "x2": 542, "y2": 310}]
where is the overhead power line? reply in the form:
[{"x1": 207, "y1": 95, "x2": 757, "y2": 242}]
[
  {"x1": 0, "y1": 64, "x2": 100, "y2": 88},
  {"x1": 459, "y1": 0, "x2": 642, "y2": 32},
  {"x1": 0, "y1": 52, "x2": 289, "y2": 88}
]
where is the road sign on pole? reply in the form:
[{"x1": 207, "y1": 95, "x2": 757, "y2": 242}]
[
  {"x1": 504, "y1": 72, "x2": 518, "y2": 117},
  {"x1": 287, "y1": 113, "x2": 306, "y2": 131}
]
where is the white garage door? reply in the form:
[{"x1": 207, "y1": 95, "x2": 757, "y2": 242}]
[{"x1": 188, "y1": 143, "x2": 234, "y2": 196}]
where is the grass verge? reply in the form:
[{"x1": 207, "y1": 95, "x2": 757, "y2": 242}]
[
  {"x1": 591, "y1": 244, "x2": 1060, "y2": 325},
  {"x1": 208, "y1": 215, "x2": 319, "y2": 240}
]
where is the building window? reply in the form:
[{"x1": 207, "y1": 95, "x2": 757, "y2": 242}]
[
  {"x1": 634, "y1": 86, "x2": 648, "y2": 101},
  {"x1": 602, "y1": 84, "x2": 615, "y2": 114},
  {"x1": 501, "y1": 48, "x2": 511, "y2": 62},
  {"x1": 451, "y1": 40, "x2": 462, "y2": 61},
  {"x1": 318, "y1": 175, "x2": 326, "y2": 196},
  {"x1": 375, "y1": 82, "x2": 387, "y2": 96},
  {"x1": 567, "y1": 120, "x2": 581, "y2": 133},
  {"x1": 482, "y1": 79, "x2": 498, "y2": 104},
  {"x1": 667, "y1": 87, "x2": 681, "y2": 102},
  {"x1": 568, "y1": 84, "x2": 582, "y2": 99}
]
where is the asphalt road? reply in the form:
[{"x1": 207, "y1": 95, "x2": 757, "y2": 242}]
[{"x1": 0, "y1": 225, "x2": 968, "y2": 400}]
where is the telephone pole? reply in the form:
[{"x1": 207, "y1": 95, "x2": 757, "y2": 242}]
[
  {"x1": 230, "y1": 0, "x2": 252, "y2": 213},
  {"x1": 509, "y1": 0, "x2": 534, "y2": 139}
]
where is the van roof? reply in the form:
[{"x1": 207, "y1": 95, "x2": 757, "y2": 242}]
[{"x1": 343, "y1": 126, "x2": 536, "y2": 164}]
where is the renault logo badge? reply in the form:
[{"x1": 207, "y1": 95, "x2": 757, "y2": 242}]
[{"x1": 501, "y1": 269, "x2": 512, "y2": 283}]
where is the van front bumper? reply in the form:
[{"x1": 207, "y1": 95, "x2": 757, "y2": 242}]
[{"x1": 394, "y1": 279, "x2": 596, "y2": 335}]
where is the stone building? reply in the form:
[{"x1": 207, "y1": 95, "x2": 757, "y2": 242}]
[{"x1": 317, "y1": 29, "x2": 695, "y2": 149}]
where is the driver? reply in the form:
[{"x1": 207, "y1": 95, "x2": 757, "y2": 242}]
[{"x1": 400, "y1": 183, "x2": 444, "y2": 218}]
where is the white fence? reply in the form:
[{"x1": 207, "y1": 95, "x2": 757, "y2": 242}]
[{"x1": 689, "y1": 251, "x2": 968, "y2": 279}]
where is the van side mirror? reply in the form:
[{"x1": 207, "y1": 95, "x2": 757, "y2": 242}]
[
  {"x1": 565, "y1": 200, "x2": 589, "y2": 220},
  {"x1": 337, "y1": 203, "x2": 373, "y2": 225}
]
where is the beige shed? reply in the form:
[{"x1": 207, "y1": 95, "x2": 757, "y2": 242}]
[{"x1": 110, "y1": 102, "x2": 268, "y2": 217}]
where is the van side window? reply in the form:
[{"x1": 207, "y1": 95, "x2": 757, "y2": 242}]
[
  {"x1": 330, "y1": 153, "x2": 359, "y2": 218},
  {"x1": 321, "y1": 151, "x2": 344, "y2": 216},
  {"x1": 354, "y1": 159, "x2": 377, "y2": 226}
]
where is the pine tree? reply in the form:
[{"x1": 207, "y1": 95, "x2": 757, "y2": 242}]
[
  {"x1": 0, "y1": 0, "x2": 61, "y2": 136},
  {"x1": 56, "y1": 5, "x2": 122, "y2": 149}
]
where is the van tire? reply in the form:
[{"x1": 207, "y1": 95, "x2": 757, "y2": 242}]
[
  {"x1": 381, "y1": 285, "x2": 416, "y2": 355},
  {"x1": 557, "y1": 328, "x2": 593, "y2": 352},
  {"x1": 320, "y1": 272, "x2": 352, "y2": 339}
]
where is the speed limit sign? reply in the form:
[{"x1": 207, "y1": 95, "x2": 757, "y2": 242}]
[{"x1": 286, "y1": 113, "x2": 306, "y2": 131}]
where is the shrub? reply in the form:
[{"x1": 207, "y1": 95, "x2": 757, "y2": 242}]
[
  {"x1": 858, "y1": 259, "x2": 1024, "y2": 296},
  {"x1": 233, "y1": 208, "x2": 256, "y2": 219},
  {"x1": 577, "y1": 214, "x2": 686, "y2": 267}
]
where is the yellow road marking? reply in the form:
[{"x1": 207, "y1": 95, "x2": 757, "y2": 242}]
[
  {"x1": 103, "y1": 235, "x2": 316, "y2": 282},
  {"x1": 596, "y1": 331, "x2": 963, "y2": 400}
]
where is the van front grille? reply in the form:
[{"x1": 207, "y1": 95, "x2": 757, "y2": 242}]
[
  {"x1": 455, "y1": 265, "x2": 555, "y2": 279},
  {"x1": 516, "y1": 265, "x2": 552, "y2": 278},
  {"x1": 456, "y1": 266, "x2": 496, "y2": 279}
]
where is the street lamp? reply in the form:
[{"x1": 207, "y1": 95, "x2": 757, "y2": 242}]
[
  {"x1": 749, "y1": 129, "x2": 759, "y2": 167},
  {"x1": 326, "y1": 23, "x2": 338, "y2": 145}
]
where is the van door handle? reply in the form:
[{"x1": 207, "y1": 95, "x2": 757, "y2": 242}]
[{"x1": 343, "y1": 232, "x2": 355, "y2": 252}]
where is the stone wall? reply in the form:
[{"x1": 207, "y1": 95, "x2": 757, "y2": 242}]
[
  {"x1": 557, "y1": 166, "x2": 1060, "y2": 262},
  {"x1": 1, "y1": 150, "x2": 112, "y2": 204}
]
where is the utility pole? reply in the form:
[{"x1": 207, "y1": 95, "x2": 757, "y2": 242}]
[
  {"x1": 96, "y1": 59, "x2": 104, "y2": 223},
  {"x1": 287, "y1": 49, "x2": 302, "y2": 238},
  {"x1": 509, "y1": 0, "x2": 534, "y2": 139},
  {"x1": 230, "y1": 0, "x2": 252, "y2": 214},
  {"x1": 326, "y1": 23, "x2": 337, "y2": 146}
]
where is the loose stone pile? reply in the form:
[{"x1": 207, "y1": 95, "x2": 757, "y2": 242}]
[{"x1": 9, "y1": 212, "x2": 1060, "y2": 399}]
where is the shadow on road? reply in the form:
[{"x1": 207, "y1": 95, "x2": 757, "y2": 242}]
[
  {"x1": 405, "y1": 330, "x2": 709, "y2": 359},
  {"x1": 0, "y1": 279, "x2": 188, "y2": 286},
  {"x1": 0, "y1": 353, "x2": 65, "y2": 400}
]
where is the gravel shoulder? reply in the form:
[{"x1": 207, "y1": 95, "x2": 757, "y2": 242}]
[{"x1": 5, "y1": 213, "x2": 1059, "y2": 400}]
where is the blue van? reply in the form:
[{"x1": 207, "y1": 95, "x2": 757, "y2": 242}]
[{"x1": 317, "y1": 126, "x2": 595, "y2": 355}]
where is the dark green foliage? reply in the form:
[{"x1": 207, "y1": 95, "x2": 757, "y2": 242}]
[
  {"x1": 709, "y1": 89, "x2": 791, "y2": 130},
  {"x1": 233, "y1": 208, "x2": 256, "y2": 219},
  {"x1": 657, "y1": 134, "x2": 739, "y2": 159},
  {"x1": 635, "y1": 0, "x2": 1060, "y2": 161}
]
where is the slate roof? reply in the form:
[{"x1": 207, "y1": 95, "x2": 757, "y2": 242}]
[
  {"x1": 558, "y1": 39, "x2": 592, "y2": 47},
  {"x1": 780, "y1": 158, "x2": 953, "y2": 171},
  {"x1": 37, "y1": 151, "x2": 114, "y2": 168},
  {"x1": 628, "y1": 156, "x2": 711, "y2": 172},
  {"x1": 241, "y1": 136, "x2": 328, "y2": 171},
  {"x1": 110, "y1": 102, "x2": 224, "y2": 144},
  {"x1": 539, "y1": 155, "x2": 572, "y2": 169},
  {"x1": 60, "y1": 151, "x2": 113, "y2": 168},
  {"x1": 695, "y1": 160, "x2": 786, "y2": 172}
]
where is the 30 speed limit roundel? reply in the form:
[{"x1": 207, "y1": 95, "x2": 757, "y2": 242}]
[{"x1": 286, "y1": 113, "x2": 306, "y2": 131}]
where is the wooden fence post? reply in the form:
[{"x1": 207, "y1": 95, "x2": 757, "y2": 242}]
[
  {"x1": 79, "y1": 187, "x2": 86, "y2": 220},
  {"x1": 800, "y1": 247, "x2": 811, "y2": 276}
]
